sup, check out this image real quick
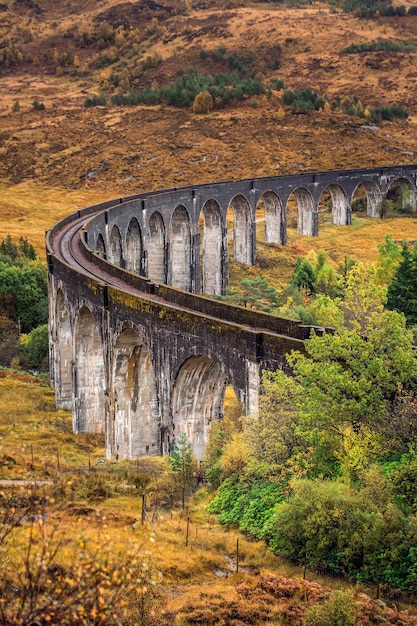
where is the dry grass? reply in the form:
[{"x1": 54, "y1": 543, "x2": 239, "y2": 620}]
[
  {"x1": 0, "y1": 373, "x2": 105, "y2": 476},
  {"x1": 1, "y1": 373, "x2": 417, "y2": 624},
  {"x1": 1, "y1": 1, "x2": 417, "y2": 196},
  {"x1": 227, "y1": 214, "x2": 417, "y2": 293},
  {"x1": 0, "y1": 182, "x2": 113, "y2": 258}
]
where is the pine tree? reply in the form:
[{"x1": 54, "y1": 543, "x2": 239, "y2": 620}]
[
  {"x1": 291, "y1": 258, "x2": 316, "y2": 295},
  {"x1": 387, "y1": 243, "x2": 417, "y2": 325},
  {"x1": 169, "y1": 433, "x2": 194, "y2": 509}
]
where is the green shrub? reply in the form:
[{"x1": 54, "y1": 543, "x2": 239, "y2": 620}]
[
  {"x1": 22, "y1": 324, "x2": 49, "y2": 370},
  {"x1": 211, "y1": 46, "x2": 226, "y2": 61},
  {"x1": 207, "y1": 477, "x2": 282, "y2": 538},
  {"x1": 0, "y1": 248, "x2": 47, "y2": 333},
  {"x1": 84, "y1": 94, "x2": 107, "y2": 107},
  {"x1": 110, "y1": 69, "x2": 264, "y2": 109},
  {"x1": 306, "y1": 591, "x2": 357, "y2": 626},
  {"x1": 341, "y1": 40, "x2": 417, "y2": 54},
  {"x1": 370, "y1": 104, "x2": 408, "y2": 122},
  {"x1": 226, "y1": 51, "x2": 246, "y2": 74},
  {"x1": 270, "y1": 78, "x2": 284, "y2": 90},
  {"x1": 282, "y1": 88, "x2": 324, "y2": 111},
  {"x1": 32, "y1": 99, "x2": 45, "y2": 110}
]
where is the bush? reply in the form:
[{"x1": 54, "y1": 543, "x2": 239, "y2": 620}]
[
  {"x1": 0, "y1": 315, "x2": 19, "y2": 367},
  {"x1": 408, "y1": 5, "x2": 417, "y2": 13},
  {"x1": 341, "y1": 40, "x2": 415, "y2": 54},
  {"x1": 0, "y1": 259, "x2": 48, "y2": 332},
  {"x1": 32, "y1": 99, "x2": 45, "y2": 110},
  {"x1": 282, "y1": 88, "x2": 324, "y2": 111},
  {"x1": 84, "y1": 94, "x2": 107, "y2": 107},
  {"x1": 110, "y1": 69, "x2": 264, "y2": 110},
  {"x1": 207, "y1": 477, "x2": 282, "y2": 538},
  {"x1": 22, "y1": 323, "x2": 49, "y2": 370},
  {"x1": 192, "y1": 90, "x2": 214, "y2": 113},
  {"x1": 211, "y1": 46, "x2": 226, "y2": 61},
  {"x1": 342, "y1": 0, "x2": 396, "y2": 15},
  {"x1": 370, "y1": 104, "x2": 408, "y2": 122},
  {"x1": 305, "y1": 590, "x2": 357, "y2": 626},
  {"x1": 270, "y1": 78, "x2": 284, "y2": 90}
]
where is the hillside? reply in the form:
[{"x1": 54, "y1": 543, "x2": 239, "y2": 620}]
[
  {"x1": 0, "y1": 0, "x2": 417, "y2": 199},
  {"x1": 2, "y1": 1, "x2": 417, "y2": 622}
]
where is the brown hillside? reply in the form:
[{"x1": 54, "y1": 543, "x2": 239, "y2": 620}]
[{"x1": 0, "y1": 0, "x2": 416, "y2": 198}]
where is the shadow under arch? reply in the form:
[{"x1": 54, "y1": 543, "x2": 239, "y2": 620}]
[
  {"x1": 55, "y1": 289, "x2": 72, "y2": 409},
  {"x1": 351, "y1": 180, "x2": 382, "y2": 218},
  {"x1": 318, "y1": 184, "x2": 349, "y2": 226},
  {"x1": 125, "y1": 217, "x2": 143, "y2": 274},
  {"x1": 112, "y1": 328, "x2": 159, "y2": 459},
  {"x1": 74, "y1": 305, "x2": 105, "y2": 434},
  {"x1": 147, "y1": 211, "x2": 166, "y2": 284},
  {"x1": 169, "y1": 205, "x2": 191, "y2": 291},
  {"x1": 229, "y1": 194, "x2": 254, "y2": 265},
  {"x1": 258, "y1": 191, "x2": 285, "y2": 244},
  {"x1": 286, "y1": 188, "x2": 316, "y2": 236},
  {"x1": 109, "y1": 224, "x2": 124, "y2": 267},
  {"x1": 200, "y1": 199, "x2": 225, "y2": 296},
  {"x1": 171, "y1": 355, "x2": 230, "y2": 461},
  {"x1": 383, "y1": 177, "x2": 416, "y2": 217},
  {"x1": 96, "y1": 233, "x2": 106, "y2": 259}
]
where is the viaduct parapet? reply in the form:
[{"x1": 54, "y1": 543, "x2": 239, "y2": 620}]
[{"x1": 47, "y1": 165, "x2": 417, "y2": 460}]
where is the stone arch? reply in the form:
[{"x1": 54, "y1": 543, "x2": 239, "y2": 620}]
[
  {"x1": 125, "y1": 218, "x2": 143, "y2": 274},
  {"x1": 384, "y1": 177, "x2": 416, "y2": 216},
  {"x1": 200, "y1": 199, "x2": 225, "y2": 295},
  {"x1": 112, "y1": 328, "x2": 159, "y2": 459},
  {"x1": 96, "y1": 233, "x2": 106, "y2": 259},
  {"x1": 169, "y1": 205, "x2": 191, "y2": 291},
  {"x1": 55, "y1": 289, "x2": 72, "y2": 409},
  {"x1": 319, "y1": 184, "x2": 349, "y2": 226},
  {"x1": 351, "y1": 181, "x2": 382, "y2": 218},
  {"x1": 258, "y1": 191, "x2": 285, "y2": 244},
  {"x1": 74, "y1": 306, "x2": 105, "y2": 433},
  {"x1": 109, "y1": 224, "x2": 124, "y2": 267},
  {"x1": 229, "y1": 194, "x2": 254, "y2": 265},
  {"x1": 286, "y1": 188, "x2": 316, "y2": 236},
  {"x1": 147, "y1": 211, "x2": 166, "y2": 284},
  {"x1": 171, "y1": 355, "x2": 228, "y2": 460}
]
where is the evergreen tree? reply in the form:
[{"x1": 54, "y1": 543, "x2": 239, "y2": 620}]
[
  {"x1": 291, "y1": 258, "x2": 316, "y2": 295},
  {"x1": 169, "y1": 433, "x2": 194, "y2": 509},
  {"x1": 239, "y1": 277, "x2": 278, "y2": 311},
  {"x1": 387, "y1": 243, "x2": 417, "y2": 325},
  {"x1": 0, "y1": 235, "x2": 18, "y2": 260}
]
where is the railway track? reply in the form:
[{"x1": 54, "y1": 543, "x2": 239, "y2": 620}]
[{"x1": 47, "y1": 199, "x2": 319, "y2": 343}]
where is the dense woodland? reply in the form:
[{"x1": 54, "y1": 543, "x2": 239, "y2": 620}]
[
  {"x1": 207, "y1": 238, "x2": 417, "y2": 594},
  {"x1": 0, "y1": 235, "x2": 48, "y2": 370}
]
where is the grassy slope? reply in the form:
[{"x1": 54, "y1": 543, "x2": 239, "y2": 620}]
[{"x1": 1, "y1": 371, "x2": 417, "y2": 624}]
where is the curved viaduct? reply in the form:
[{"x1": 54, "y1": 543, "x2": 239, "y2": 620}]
[{"x1": 47, "y1": 164, "x2": 417, "y2": 460}]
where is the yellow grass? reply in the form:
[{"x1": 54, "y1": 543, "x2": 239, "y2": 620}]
[
  {"x1": 1, "y1": 374, "x2": 416, "y2": 623},
  {"x1": 0, "y1": 374, "x2": 105, "y2": 475},
  {"x1": 0, "y1": 182, "x2": 113, "y2": 258},
  {"x1": 229, "y1": 214, "x2": 417, "y2": 293}
]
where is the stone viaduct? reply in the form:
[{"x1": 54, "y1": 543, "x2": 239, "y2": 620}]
[{"x1": 47, "y1": 165, "x2": 417, "y2": 460}]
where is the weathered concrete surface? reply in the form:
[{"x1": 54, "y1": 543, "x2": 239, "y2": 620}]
[{"x1": 47, "y1": 165, "x2": 417, "y2": 460}]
